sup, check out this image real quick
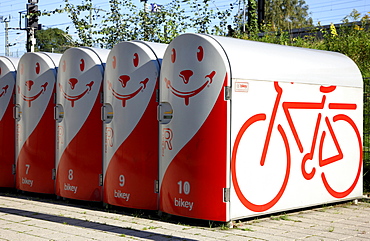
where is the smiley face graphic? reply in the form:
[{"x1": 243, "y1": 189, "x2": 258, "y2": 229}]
[
  {"x1": 107, "y1": 51, "x2": 150, "y2": 107},
  {"x1": 59, "y1": 59, "x2": 94, "y2": 107},
  {"x1": 17, "y1": 62, "x2": 48, "y2": 107},
  {"x1": 162, "y1": 46, "x2": 217, "y2": 106}
]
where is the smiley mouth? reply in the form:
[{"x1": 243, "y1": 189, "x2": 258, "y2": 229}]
[
  {"x1": 59, "y1": 81, "x2": 94, "y2": 107},
  {"x1": 18, "y1": 82, "x2": 48, "y2": 107},
  {"x1": 108, "y1": 77, "x2": 149, "y2": 107},
  {"x1": 0, "y1": 85, "x2": 9, "y2": 97},
  {"x1": 164, "y1": 71, "x2": 216, "y2": 106}
]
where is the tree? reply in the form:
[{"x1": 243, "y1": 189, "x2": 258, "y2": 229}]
[
  {"x1": 96, "y1": 0, "x2": 190, "y2": 47},
  {"x1": 185, "y1": 0, "x2": 232, "y2": 35},
  {"x1": 44, "y1": 0, "x2": 233, "y2": 47},
  {"x1": 318, "y1": 11, "x2": 370, "y2": 77},
  {"x1": 129, "y1": 0, "x2": 190, "y2": 43},
  {"x1": 232, "y1": 0, "x2": 312, "y2": 37},
  {"x1": 35, "y1": 28, "x2": 75, "y2": 53},
  {"x1": 264, "y1": 0, "x2": 313, "y2": 31},
  {"x1": 247, "y1": 0, "x2": 258, "y2": 35},
  {"x1": 97, "y1": 0, "x2": 137, "y2": 48},
  {"x1": 63, "y1": 0, "x2": 101, "y2": 47}
]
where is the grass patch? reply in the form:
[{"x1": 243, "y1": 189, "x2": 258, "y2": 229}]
[
  {"x1": 240, "y1": 227, "x2": 254, "y2": 231},
  {"x1": 270, "y1": 214, "x2": 302, "y2": 222},
  {"x1": 219, "y1": 224, "x2": 230, "y2": 230},
  {"x1": 132, "y1": 211, "x2": 144, "y2": 218},
  {"x1": 143, "y1": 225, "x2": 158, "y2": 230}
]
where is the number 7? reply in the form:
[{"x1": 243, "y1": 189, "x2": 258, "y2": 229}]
[{"x1": 25, "y1": 164, "x2": 30, "y2": 175}]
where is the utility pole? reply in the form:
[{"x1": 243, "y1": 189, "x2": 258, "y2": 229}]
[
  {"x1": 140, "y1": 0, "x2": 149, "y2": 40},
  {"x1": 26, "y1": 0, "x2": 40, "y2": 52},
  {"x1": 28, "y1": 28, "x2": 36, "y2": 52},
  {"x1": 87, "y1": 4, "x2": 105, "y2": 46},
  {"x1": 0, "y1": 15, "x2": 11, "y2": 56},
  {"x1": 242, "y1": 0, "x2": 246, "y2": 33},
  {"x1": 258, "y1": 0, "x2": 265, "y2": 27},
  {"x1": 89, "y1": 7, "x2": 92, "y2": 42}
]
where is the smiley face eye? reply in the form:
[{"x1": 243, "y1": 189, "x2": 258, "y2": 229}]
[
  {"x1": 112, "y1": 56, "x2": 117, "y2": 69},
  {"x1": 80, "y1": 59, "x2": 85, "y2": 72},
  {"x1": 62, "y1": 60, "x2": 66, "y2": 72},
  {"x1": 171, "y1": 48, "x2": 176, "y2": 63},
  {"x1": 133, "y1": 53, "x2": 139, "y2": 67},
  {"x1": 35, "y1": 62, "x2": 41, "y2": 74},
  {"x1": 197, "y1": 46, "x2": 204, "y2": 62}
]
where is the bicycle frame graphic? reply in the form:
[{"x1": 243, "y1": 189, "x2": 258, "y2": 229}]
[{"x1": 232, "y1": 81, "x2": 362, "y2": 212}]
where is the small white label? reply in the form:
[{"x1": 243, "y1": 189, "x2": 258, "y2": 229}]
[
  {"x1": 64, "y1": 183, "x2": 78, "y2": 194},
  {"x1": 235, "y1": 82, "x2": 249, "y2": 92},
  {"x1": 114, "y1": 190, "x2": 130, "y2": 201},
  {"x1": 22, "y1": 177, "x2": 33, "y2": 187},
  {"x1": 174, "y1": 197, "x2": 194, "y2": 211}
]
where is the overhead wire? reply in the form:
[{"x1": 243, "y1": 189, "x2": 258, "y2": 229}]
[
  {"x1": 1, "y1": 0, "x2": 370, "y2": 55},
  {"x1": 309, "y1": 0, "x2": 360, "y2": 10}
]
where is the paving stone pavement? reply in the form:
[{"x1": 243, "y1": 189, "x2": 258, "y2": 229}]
[{"x1": 0, "y1": 190, "x2": 369, "y2": 241}]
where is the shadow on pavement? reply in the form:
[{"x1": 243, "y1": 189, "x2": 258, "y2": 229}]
[{"x1": 0, "y1": 206, "x2": 197, "y2": 241}]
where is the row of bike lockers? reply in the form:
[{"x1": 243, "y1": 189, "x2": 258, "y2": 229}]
[{"x1": 0, "y1": 33, "x2": 364, "y2": 222}]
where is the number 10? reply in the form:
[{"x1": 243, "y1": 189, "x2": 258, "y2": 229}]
[{"x1": 177, "y1": 181, "x2": 190, "y2": 195}]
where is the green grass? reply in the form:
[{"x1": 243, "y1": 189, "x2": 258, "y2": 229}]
[
  {"x1": 270, "y1": 214, "x2": 301, "y2": 222},
  {"x1": 240, "y1": 227, "x2": 254, "y2": 231}
]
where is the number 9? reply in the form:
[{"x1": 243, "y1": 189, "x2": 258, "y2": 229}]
[{"x1": 119, "y1": 174, "x2": 125, "y2": 187}]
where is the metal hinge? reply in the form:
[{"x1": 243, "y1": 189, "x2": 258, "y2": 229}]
[
  {"x1": 52, "y1": 168, "x2": 56, "y2": 180},
  {"x1": 12, "y1": 164, "x2": 16, "y2": 175},
  {"x1": 225, "y1": 86, "x2": 231, "y2": 100},
  {"x1": 223, "y1": 188, "x2": 230, "y2": 202},
  {"x1": 99, "y1": 174, "x2": 103, "y2": 186},
  {"x1": 156, "y1": 89, "x2": 159, "y2": 103},
  {"x1": 154, "y1": 180, "x2": 159, "y2": 193}
]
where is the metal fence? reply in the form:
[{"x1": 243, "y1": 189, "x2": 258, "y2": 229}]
[
  {"x1": 364, "y1": 77, "x2": 370, "y2": 190},
  {"x1": 364, "y1": 78, "x2": 369, "y2": 154}
]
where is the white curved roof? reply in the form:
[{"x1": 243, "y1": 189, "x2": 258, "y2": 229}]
[
  {"x1": 0, "y1": 56, "x2": 19, "y2": 71},
  {"x1": 186, "y1": 33, "x2": 363, "y2": 88}
]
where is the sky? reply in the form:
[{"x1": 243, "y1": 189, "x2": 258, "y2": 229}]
[{"x1": 0, "y1": 0, "x2": 369, "y2": 57}]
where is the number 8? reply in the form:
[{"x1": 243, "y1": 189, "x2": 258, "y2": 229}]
[{"x1": 68, "y1": 169, "x2": 73, "y2": 180}]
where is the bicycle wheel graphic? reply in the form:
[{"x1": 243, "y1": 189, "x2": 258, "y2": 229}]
[
  {"x1": 320, "y1": 114, "x2": 362, "y2": 198},
  {"x1": 231, "y1": 113, "x2": 291, "y2": 212}
]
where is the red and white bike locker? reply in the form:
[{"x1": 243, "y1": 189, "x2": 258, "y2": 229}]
[
  {"x1": 55, "y1": 47, "x2": 109, "y2": 201},
  {"x1": 103, "y1": 41, "x2": 166, "y2": 210},
  {"x1": 0, "y1": 56, "x2": 19, "y2": 187},
  {"x1": 15, "y1": 52, "x2": 61, "y2": 194},
  {"x1": 158, "y1": 33, "x2": 363, "y2": 221}
]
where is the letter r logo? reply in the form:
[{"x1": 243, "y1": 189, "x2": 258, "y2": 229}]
[{"x1": 162, "y1": 128, "x2": 173, "y2": 156}]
